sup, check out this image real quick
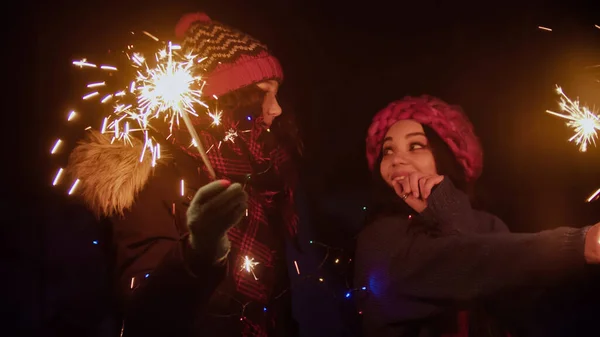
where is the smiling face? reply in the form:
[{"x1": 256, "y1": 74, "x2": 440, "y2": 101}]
[
  {"x1": 379, "y1": 120, "x2": 438, "y2": 187},
  {"x1": 256, "y1": 80, "x2": 282, "y2": 128}
]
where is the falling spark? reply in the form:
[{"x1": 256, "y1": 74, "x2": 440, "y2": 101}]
[
  {"x1": 100, "y1": 65, "x2": 118, "y2": 71},
  {"x1": 209, "y1": 110, "x2": 222, "y2": 126},
  {"x1": 87, "y1": 82, "x2": 105, "y2": 88},
  {"x1": 82, "y1": 92, "x2": 99, "y2": 100},
  {"x1": 293, "y1": 260, "x2": 300, "y2": 275},
  {"x1": 73, "y1": 59, "x2": 96, "y2": 68},
  {"x1": 223, "y1": 128, "x2": 238, "y2": 143},
  {"x1": 587, "y1": 188, "x2": 600, "y2": 202},
  {"x1": 51, "y1": 139, "x2": 62, "y2": 154},
  {"x1": 595, "y1": 24, "x2": 600, "y2": 30},
  {"x1": 538, "y1": 26, "x2": 552, "y2": 32},
  {"x1": 241, "y1": 256, "x2": 259, "y2": 280},
  {"x1": 68, "y1": 179, "x2": 80, "y2": 195},
  {"x1": 52, "y1": 168, "x2": 64, "y2": 186},
  {"x1": 101, "y1": 94, "x2": 113, "y2": 103},
  {"x1": 67, "y1": 111, "x2": 77, "y2": 121},
  {"x1": 180, "y1": 179, "x2": 185, "y2": 196},
  {"x1": 142, "y1": 31, "x2": 160, "y2": 41},
  {"x1": 546, "y1": 86, "x2": 599, "y2": 152}
]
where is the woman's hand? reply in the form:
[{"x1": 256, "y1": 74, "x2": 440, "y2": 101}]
[
  {"x1": 187, "y1": 180, "x2": 248, "y2": 262},
  {"x1": 584, "y1": 222, "x2": 600, "y2": 264},
  {"x1": 392, "y1": 172, "x2": 444, "y2": 213}
]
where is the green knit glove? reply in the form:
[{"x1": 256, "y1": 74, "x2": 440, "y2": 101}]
[{"x1": 186, "y1": 180, "x2": 247, "y2": 263}]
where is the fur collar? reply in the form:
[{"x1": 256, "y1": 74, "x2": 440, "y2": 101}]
[{"x1": 66, "y1": 131, "x2": 165, "y2": 218}]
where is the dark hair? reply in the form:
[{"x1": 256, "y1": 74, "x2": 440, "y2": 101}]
[
  {"x1": 204, "y1": 83, "x2": 304, "y2": 159},
  {"x1": 364, "y1": 124, "x2": 474, "y2": 225}
]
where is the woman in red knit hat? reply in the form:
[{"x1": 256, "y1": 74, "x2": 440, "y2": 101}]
[
  {"x1": 355, "y1": 95, "x2": 600, "y2": 337},
  {"x1": 66, "y1": 12, "x2": 342, "y2": 337}
]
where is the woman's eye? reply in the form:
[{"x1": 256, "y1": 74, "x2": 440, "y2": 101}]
[{"x1": 409, "y1": 142, "x2": 426, "y2": 151}]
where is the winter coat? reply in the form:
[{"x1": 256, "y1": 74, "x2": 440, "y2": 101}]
[
  {"x1": 354, "y1": 179, "x2": 592, "y2": 337},
  {"x1": 66, "y1": 128, "x2": 345, "y2": 337}
]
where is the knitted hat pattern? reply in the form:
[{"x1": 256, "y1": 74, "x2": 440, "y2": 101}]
[
  {"x1": 366, "y1": 95, "x2": 483, "y2": 182},
  {"x1": 175, "y1": 12, "x2": 284, "y2": 97}
]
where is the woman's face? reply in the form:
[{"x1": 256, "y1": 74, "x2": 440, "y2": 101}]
[
  {"x1": 379, "y1": 120, "x2": 438, "y2": 188},
  {"x1": 256, "y1": 80, "x2": 281, "y2": 128}
]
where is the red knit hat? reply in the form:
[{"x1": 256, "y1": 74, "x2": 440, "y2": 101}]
[
  {"x1": 365, "y1": 95, "x2": 483, "y2": 182},
  {"x1": 175, "y1": 12, "x2": 284, "y2": 98}
]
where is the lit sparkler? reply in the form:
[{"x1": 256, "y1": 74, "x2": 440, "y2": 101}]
[
  {"x1": 541, "y1": 24, "x2": 600, "y2": 202},
  {"x1": 547, "y1": 87, "x2": 599, "y2": 202},
  {"x1": 241, "y1": 256, "x2": 259, "y2": 280},
  {"x1": 70, "y1": 33, "x2": 217, "y2": 178},
  {"x1": 546, "y1": 86, "x2": 599, "y2": 152}
]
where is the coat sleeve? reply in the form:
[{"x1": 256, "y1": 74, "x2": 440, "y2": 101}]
[
  {"x1": 111, "y1": 167, "x2": 226, "y2": 337},
  {"x1": 354, "y1": 215, "x2": 589, "y2": 325},
  {"x1": 419, "y1": 178, "x2": 490, "y2": 234}
]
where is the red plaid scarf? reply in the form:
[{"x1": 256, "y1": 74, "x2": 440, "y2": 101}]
[{"x1": 170, "y1": 113, "x2": 298, "y2": 336}]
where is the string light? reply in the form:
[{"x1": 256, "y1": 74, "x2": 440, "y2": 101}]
[{"x1": 127, "y1": 234, "x2": 369, "y2": 324}]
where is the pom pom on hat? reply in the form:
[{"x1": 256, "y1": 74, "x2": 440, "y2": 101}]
[
  {"x1": 365, "y1": 95, "x2": 483, "y2": 182},
  {"x1": 175, "y1": 12, "x2": 211, "y2": 39}
]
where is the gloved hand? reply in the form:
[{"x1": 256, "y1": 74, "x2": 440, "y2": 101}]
[{"x1": 187, "y1": 180, "x2": 247, "y2": 263}]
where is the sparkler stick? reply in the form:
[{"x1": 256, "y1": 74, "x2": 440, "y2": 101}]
[{"x1": 180, "y1": 108, "x2": 216, "y2": 179}]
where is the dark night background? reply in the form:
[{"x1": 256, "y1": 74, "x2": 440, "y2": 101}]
[{"x1": 10, "y1": 0, "x2": 600, "y2": 336}]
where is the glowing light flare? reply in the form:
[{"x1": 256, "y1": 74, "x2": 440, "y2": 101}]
[
  {"x1": 538, "y1": 26, "x2": 552, "y2": 32},
  {"x1": 209, "y1": 110, "x2": 222, "y2": 126},
  {"x1": 241, "y1": 256, "x2": 259, "y2": 280},
  {"x1": 136, "y1": 42, "x2": 203, "y2": 128},
  {"x1": 546, "y1": 86, "x2": 599, "y2": 152},
  {"x1": 51, "y1": 139, "x2": 62, "y2": 154},
  {"x1": 180, "y1": 179, "x2": 185, "y2": 196}
]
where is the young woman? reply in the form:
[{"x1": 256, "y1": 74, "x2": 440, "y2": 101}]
[
  {"x1": 354, "y1": 95, "x2": 600, "y2": 337},
  {"x1": 66, "y1": 12, "x2": 333, "y2": 337}
]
